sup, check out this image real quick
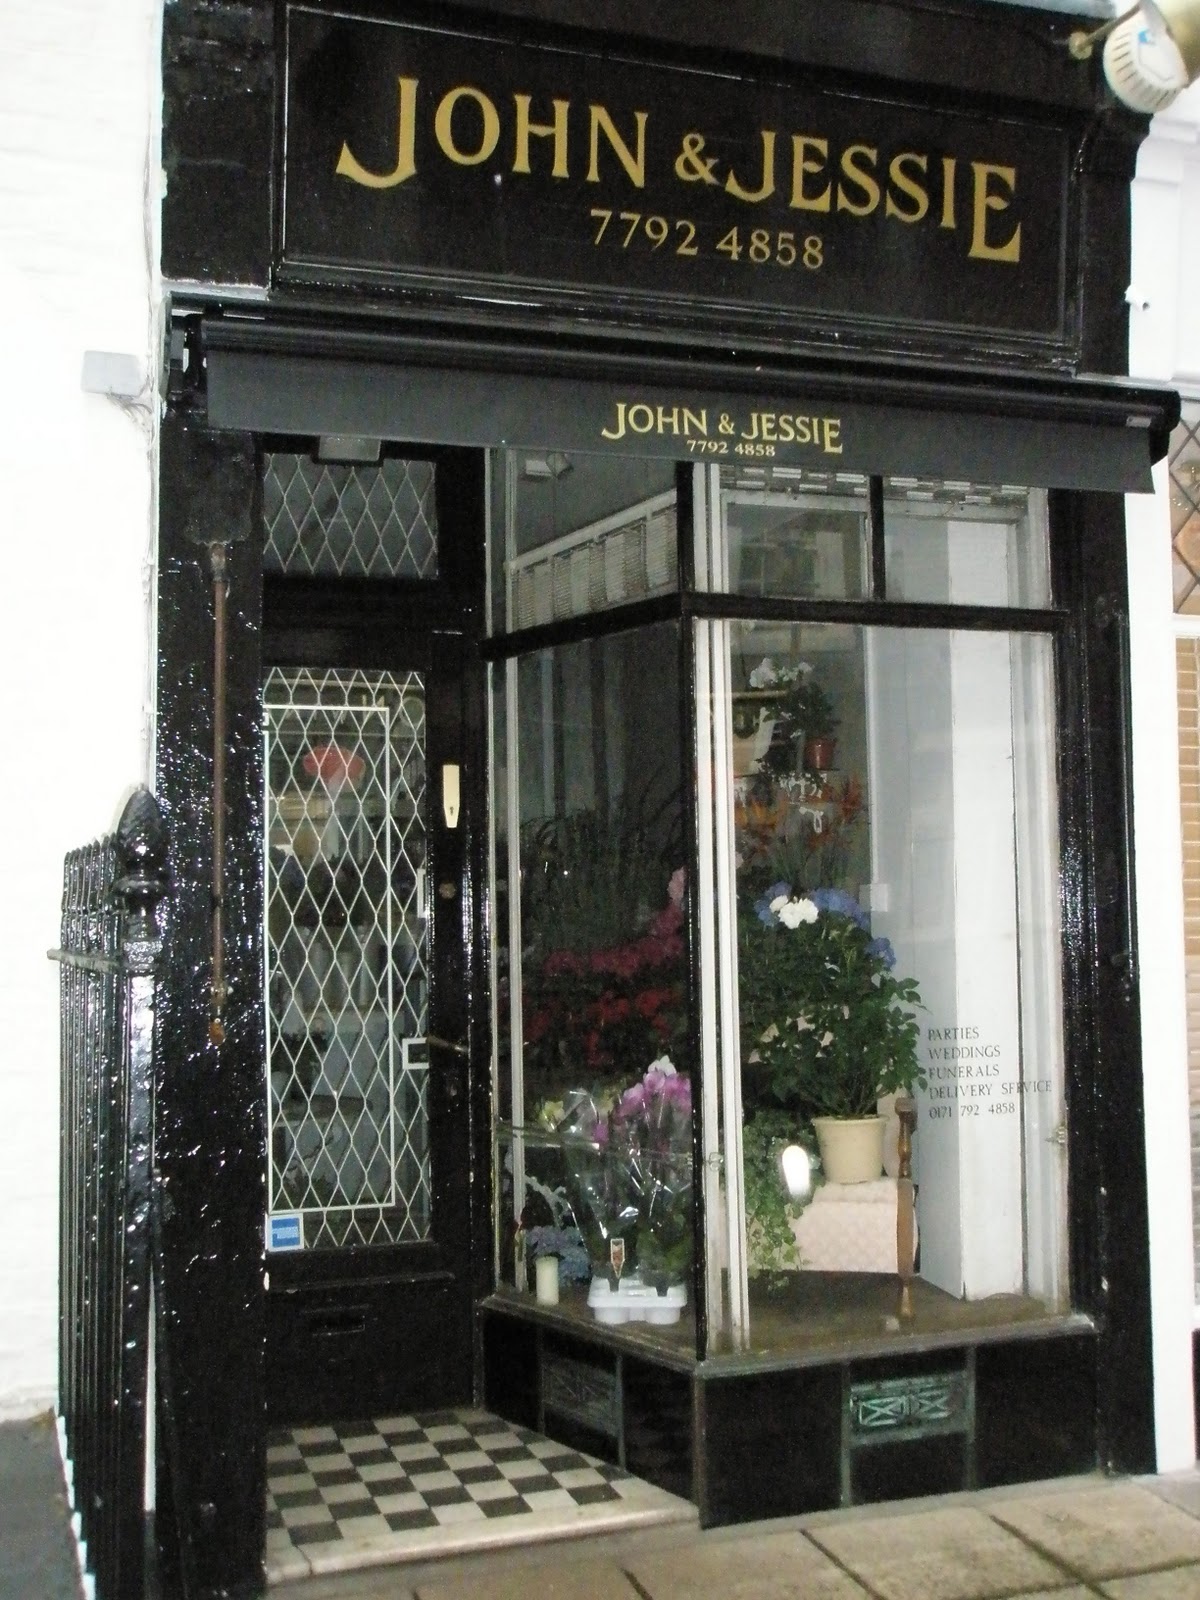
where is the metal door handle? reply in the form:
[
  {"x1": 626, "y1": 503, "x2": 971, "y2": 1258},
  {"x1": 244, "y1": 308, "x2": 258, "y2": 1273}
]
[{"x1": 427, "y1": 1032, "x2": 469, "y2": 1058}]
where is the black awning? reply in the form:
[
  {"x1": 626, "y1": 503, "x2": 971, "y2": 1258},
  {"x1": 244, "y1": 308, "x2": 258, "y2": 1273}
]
[{"x1": 202, "y1": 319, "x2": 1178, "y2": 494}]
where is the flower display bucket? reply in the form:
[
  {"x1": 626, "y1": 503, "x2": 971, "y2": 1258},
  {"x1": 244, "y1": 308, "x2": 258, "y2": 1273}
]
[{"x1": 812, "y1": 1115, "x2": 887, "y2": 1184}]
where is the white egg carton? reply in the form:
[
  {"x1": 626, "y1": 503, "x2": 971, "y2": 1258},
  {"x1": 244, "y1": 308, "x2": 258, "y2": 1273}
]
[{"x1": 587, "y1": 1274, "x2": 687, "y2": 1325}]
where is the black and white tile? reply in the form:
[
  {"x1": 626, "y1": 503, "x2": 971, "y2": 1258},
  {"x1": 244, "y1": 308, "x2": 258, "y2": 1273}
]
[{"x1": 265, "y1": 1409, "x2": 695, "y2": 1581}]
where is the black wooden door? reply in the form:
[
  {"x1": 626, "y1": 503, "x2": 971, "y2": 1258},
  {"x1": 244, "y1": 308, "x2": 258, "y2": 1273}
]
[{"x1": 259, "y1": 448, "x2": 486, "y2": 1427}]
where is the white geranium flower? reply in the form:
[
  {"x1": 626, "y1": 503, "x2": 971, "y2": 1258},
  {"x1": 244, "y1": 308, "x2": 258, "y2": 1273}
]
[
  {"x1": 769, "y1": 893, "x2": 790, "y2": 915},
  {"x1": 777, "y1": 897, "x2": 819, "y2": 928},
  {"x1": 748, "y1": 658, "x2": 778, "y2": 688},
  {"x1": 648, "y1": 1055, "x2": 677, "y2": 1076}
]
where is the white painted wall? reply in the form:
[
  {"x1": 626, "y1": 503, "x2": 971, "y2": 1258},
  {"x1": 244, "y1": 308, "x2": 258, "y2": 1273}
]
[
  {"x1": 0, "y1": 1, "x2": 160, "y2": 1419},
  {"x1": 1127, "y1": 79, "x2": 1200, "y2": 1470}
]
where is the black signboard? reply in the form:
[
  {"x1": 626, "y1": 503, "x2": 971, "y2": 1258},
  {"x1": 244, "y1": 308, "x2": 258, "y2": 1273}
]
[{"x1": 282, "y1": 7, "x2": 1074, "y2": 350}]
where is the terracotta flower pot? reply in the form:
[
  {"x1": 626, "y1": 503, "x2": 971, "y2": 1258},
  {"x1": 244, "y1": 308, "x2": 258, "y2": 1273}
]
[
  {"x1": 804, "y1": 736, "x2": 837, "y2": 772},
  {"x1": 812, "y1": 1115, "x2": 887, "y2": 1184}
]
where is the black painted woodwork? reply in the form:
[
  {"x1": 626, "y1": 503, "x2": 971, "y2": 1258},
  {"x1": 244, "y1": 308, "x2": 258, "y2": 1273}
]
[
  {"x1": 976, "y1": 1335, "x2": 1098, "y2": 1487},
  {"x1": 155, "y1": 414, "x2": 267, "y2": 1599},
  {"x1": 156, "y1": 0, "x2": 1174, "y2": 1566},
  {"x1": 699, "y1": 1367, "x2": 843, "y2": 1525}
]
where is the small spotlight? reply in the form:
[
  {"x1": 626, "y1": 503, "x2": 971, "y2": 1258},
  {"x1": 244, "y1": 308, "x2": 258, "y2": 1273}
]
[{"x1": 781, "y1": 1144, "x2": 813, "y2": 1203}]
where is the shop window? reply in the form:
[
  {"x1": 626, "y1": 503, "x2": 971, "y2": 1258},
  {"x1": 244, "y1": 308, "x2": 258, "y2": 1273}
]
[
  {"x1": 883, "y1": 479, "x2": 1050, "y2": 608},
  {"x1": 721, "y1": 466, "x2": 869, "y2": 601},
  {"x1": 490, "y1": 451, "x2": 677, "y2": 632},
  {"x1": 702, "y1": 619, "x2": 1067, "y2": 1353},
  {"x1": 493, "y1": 624, "x2": 693, "y2": 1346},
  {"x1": 489, "y1": 452, "x2": 1069, "y2": 1363},
  {"x1": 262, "y1": 452, "x2": 439, "y2": 578},
  {"x1": 1171, "y1": 400, "x2": 1200, "y2": 614},
  {"x1": 263, "y1": 667, "x2": 429, "y2": 1249}
]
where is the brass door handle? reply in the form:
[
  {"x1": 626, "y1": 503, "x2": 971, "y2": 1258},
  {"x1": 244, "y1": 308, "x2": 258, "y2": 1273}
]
[{"x1": 426, "y1": 1032, "x2": 469, "y2": 1058}]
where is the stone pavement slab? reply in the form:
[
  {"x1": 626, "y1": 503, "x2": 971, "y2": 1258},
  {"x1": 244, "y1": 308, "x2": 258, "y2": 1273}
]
[
  {"x1": 416, "y1": 1563, "x2": 637, "y2": 1600},
  {"x1": 0, "y1": 1412, "x2": 82, "y2": 1600},
  {"x1": 805, "y1": 1505, "x2": 1067, "y2": 1600},
  {"x1": 1099, "y1": 1572, "x2": 1200, "y2": 1599},
  {"x1": 626, "y1": 1529, "x2": 871, "y2": 1600},
  {"x1": 988, "y1": 1483, "x2": 1200, "y2": 1582}
]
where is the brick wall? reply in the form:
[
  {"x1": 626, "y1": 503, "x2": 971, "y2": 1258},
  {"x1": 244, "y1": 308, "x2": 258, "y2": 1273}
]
[
  {"x1": 0, "y1": 0, "x2": 160, "y2": 1417},
  {"x1": 1176, "y1": 637, "x2": 1200, "y2": 1291}
]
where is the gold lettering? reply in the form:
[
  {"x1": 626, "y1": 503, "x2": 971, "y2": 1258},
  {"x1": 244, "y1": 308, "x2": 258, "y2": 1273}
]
[
  {"x1": 657, "y1": 405, "x2": 680, "y2": 435},
  {"x1": 822, "y1": 418, "x2": 843, "y2": 454},
  {"x1": 434, "y1": 85, "x2": 500, "y2": 166},
  {"x1": 336, "y1": 76, "x2": 418, "y2": 189},
  {"x1": 726, "y1": 131, "x2": 776, "y2": 204},
  {"x1": 777, "y1": 415, "x2": 795, "y2": 443},
  {"x1": 795, "y1": 417, "x2": 813, "y2": 445},
  {"x1": 587, "y1": 105, "x2": 647, "y2": 188},
  {"x1": 789, "y1": 136, "x2": 831, "y2": 211},
  {"x1": 886, "y1": 152, "x2": 929, "y2": 223},
  {"x1": 627, "y1": 403, "x2": 655, "y2": 434},
  {"x1": 741, "y1": 414, "x2": 760, "y2": 442},
  {"x1": 682, "y1": 407, "x2": 708, "y2": 436},
  {"x1": 968, "y1": 162, "x2": 1020, "y2": 262},
  {"x1": 601, "y1": 402, "x2": 627, "y2": 441},
  {"x1": 836, "y1": 145, "x2": 880, "y2": 217},
  {"x1": 512, "y1": 94, "x2": 569, "y2": 177},
  {"x1": 940, "y1": 156, "x2": 957, "y2": 230}
]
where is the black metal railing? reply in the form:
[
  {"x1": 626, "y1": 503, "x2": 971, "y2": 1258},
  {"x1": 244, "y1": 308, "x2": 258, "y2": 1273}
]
[{"x1": 52, "y1": 788, "x2": 168, "y2": 1600}]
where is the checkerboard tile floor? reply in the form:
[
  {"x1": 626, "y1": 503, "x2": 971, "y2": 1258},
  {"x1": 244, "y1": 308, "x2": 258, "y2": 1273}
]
[{"x1": 265, "y1": 1408, "x2": 696, "y2": 1582}]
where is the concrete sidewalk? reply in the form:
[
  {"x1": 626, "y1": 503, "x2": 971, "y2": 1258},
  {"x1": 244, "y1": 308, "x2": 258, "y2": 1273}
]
[
  {"x1": 0, "y1": 1412, "x2": 84, "y2": 1600},
  {"x1": 273, "y1": 1470, "x2": 1200, "y2": 1600},
  {"x1": 7, "y1": 1408, "x2": 1200, "y2": 1600}
]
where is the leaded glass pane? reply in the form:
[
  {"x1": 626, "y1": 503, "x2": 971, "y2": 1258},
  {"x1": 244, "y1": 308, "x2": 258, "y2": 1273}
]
[
  {"x1": 1170, "y1": 401, "x2": 1200, "y2": 615},
  {"x1": 263, "y1": 454, "x2": 439, "y2": 578},
  {"x1": 264, "y1": 667, "x2": 429, "y2": 1249}
]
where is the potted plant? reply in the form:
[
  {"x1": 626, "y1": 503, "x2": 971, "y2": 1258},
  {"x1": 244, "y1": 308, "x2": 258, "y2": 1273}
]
[
  {"x1": 739, "y1": 884, "x2": 925, "y2": 1183},
  {"x1": 745, "y1": 657, "x2": 840, "y2": 778}
]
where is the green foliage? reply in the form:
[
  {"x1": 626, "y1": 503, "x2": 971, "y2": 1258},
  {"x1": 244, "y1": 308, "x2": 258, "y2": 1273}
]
[
  {"x1": 739, "y1": 887, "x2": 926, "y2": 1120},
  {"x1": 520, "y1": 785, "x2": 678, "y2": 957},
  {"x1": 742, "y1": 1110, "x2": 816, "y2": 1275}
]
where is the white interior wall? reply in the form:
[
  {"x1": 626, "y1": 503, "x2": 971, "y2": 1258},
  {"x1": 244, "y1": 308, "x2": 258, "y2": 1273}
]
[
  {"x1": 0, "y1": 0, "x2": 160, "y2": 1419},
  {"x1": 1127, "y1": 79, "x2": 1200, "y2": 1471}
]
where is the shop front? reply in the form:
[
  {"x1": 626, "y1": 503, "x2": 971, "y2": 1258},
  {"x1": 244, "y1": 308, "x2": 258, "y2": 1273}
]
[{"x1": 157, "y1": 1, "x2": 1179, "y2": 1589}]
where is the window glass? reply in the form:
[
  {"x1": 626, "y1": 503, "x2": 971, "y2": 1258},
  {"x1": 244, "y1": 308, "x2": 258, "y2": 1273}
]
[
  {"x1": 492, "y1": 624, "x2": 694, "y2": 1348},
  {"x1": 263, "y1": 453, "x2": 438, "y2": 579},
  {"x1": 489, "y1": 450, "x2": 677, "y2": 633},
  {"x1": 715, "y1": 466, "x2": 869, "y2": 600},
  {"x1": 883, "y1": 479, "x2": 1049, "y2": 608},
  {"x1": 1170, "y1": 400, "x2": 1200, "y2": 615},
  {"x1": 704, "y1": 618, "x2": 1067, "y2": 1355}
]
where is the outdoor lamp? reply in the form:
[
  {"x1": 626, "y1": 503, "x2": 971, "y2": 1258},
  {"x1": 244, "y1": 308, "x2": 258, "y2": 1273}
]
[
  {"x1": 780, "y1": 1143, "x2": 813, "y2": 1203},
  {"x1": 1069, "y1": 1, "x2": 1200, "y2": 113}
]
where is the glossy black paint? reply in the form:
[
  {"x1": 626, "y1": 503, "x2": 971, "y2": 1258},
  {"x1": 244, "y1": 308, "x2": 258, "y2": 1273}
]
[
  {"x1": 851, "y1": 1436, "x2": 967, "y2": 1505},
  {"x1": 155, "y1": 415, "x2": 267, "y2": 1599},
  {"x1": 160, "y1": 0, "x2": 1147, "y2": 376},
  {"x1": 699, "y1": 1367, "x2": 843, "y2": 1525},
  {"x1": 162, "y1": 0, "x2": 274, "y2": 286},
  {"x1": 283, "y1": 8, "x2": 1073, "y2": 353},
  {"x1": 261, "y1": 449, "x2": 487, "y2": 1422},
  {"x1": 976, "y1": 1335, "x2": 1098, "y2": 1487},
  {"x1": 623, "y1": 1355, "x2": 693, "y2": 1502}
]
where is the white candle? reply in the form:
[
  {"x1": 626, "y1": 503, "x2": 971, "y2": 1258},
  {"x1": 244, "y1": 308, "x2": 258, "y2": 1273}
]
[{"x1": 535, "y1": 1255, "x2": 560, "y2": 1306}]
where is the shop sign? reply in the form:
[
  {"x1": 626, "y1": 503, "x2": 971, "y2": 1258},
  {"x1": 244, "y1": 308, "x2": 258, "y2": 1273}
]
[{"x1": 282, "y1": 7, "x2": 1073, "y2": 345}]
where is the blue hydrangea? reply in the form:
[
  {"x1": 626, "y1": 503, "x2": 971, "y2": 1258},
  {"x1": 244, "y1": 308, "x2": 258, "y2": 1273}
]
[
  {"x1": 808, "y1": 887, "x2": 869, "y2": 929},
  {"x1": 866, "y1": 936, "x2": 897, "y2": 970}
]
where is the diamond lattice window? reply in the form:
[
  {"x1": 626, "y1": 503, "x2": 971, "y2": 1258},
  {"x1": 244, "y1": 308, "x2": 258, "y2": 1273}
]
[
  {"x1": 263, "y1": 454, "x2": 439, "y2": 578},
  {"x1": 263, "y1": 667, "x2": 430, "y2": 1249},
  {"x1": 1171, "y1": 400, "x2": 1200, "y2": 614}
]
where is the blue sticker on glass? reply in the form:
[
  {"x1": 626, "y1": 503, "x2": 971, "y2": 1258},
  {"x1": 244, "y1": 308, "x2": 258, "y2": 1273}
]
[{"x1": 267, "y1": 1213, "x2": 303, "y2": 1252}]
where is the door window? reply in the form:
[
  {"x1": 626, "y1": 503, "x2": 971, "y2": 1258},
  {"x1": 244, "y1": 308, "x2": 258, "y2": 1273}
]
[{"x1": 263, "y1": 666, "x2": 430, "y2": 1249}]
